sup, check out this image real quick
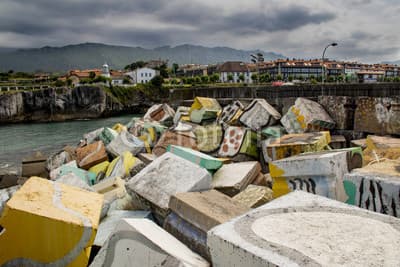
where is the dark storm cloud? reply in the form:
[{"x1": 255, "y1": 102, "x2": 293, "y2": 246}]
[{"x1": 221, "y1": 6, "x2": 335, "y2": 33}]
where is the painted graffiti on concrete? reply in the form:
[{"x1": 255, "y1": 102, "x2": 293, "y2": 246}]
[{"x1": 344, "y1": 178, "x2": 400, "y2": 217}]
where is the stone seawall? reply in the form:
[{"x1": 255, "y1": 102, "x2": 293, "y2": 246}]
[{"x1": 0, "y1": 86, "x2": 126, "y2": 123}]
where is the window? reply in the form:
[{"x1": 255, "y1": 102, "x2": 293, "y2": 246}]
[
  {"x1": 145, "y1": 73, "x2": 148, "y2": 77},
  {"x1": 141, "y1": 73, "x2": 143, "y2": 77},
  {"x1": 149, "y1": 73, "x2": 152, "y2": 77}
]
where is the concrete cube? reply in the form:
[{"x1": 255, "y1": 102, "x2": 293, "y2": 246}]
[
  {"x1": 90, "y1": 218, "x2": 209, "y2": 267},
  {"x1": 239, "y1": 99, "x2": 281, "y2": 131},
  {"x1": 76, "y1": 141, "x2": 108, "y2": 170},
  {"x1": 207, "y1": 191, "x2": 400, "y2": 267},
  {"x1": 0, "y1": 177, "x2": 103, "y2": 267}
]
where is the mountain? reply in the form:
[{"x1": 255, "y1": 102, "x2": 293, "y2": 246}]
[{"x1": 0, "y1": 43, "x2": 284, "y2": 73}]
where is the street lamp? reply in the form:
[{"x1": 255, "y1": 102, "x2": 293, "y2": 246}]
[{"x1": 321, "y1": 42, "x2": 338, "y2": 84}]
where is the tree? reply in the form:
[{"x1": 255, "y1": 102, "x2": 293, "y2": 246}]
[
  {"x1": 155, "y1": 63, "x2": 169, "y2": 78},
  {"x1": 201, "y1": 76, "x2": 209, "y2": 84},
  {"x1": 123, "y1": 77, "x2": 131, "y2": 84},
  {"x1": 239, "y1": 74, "x2": 245, "y2": 83},
  {"x1": 251, "y1": 73, "x2": 258, "y2": 82},
  {"x1": 54, "y1": 80, "x2": 66, "y2": 87},
  {"x1": 227, "y1": 74, "x2": 234, "y2": 82},
  {"x1": 172, "y1": 63, "x2": 179, "y2": 76},
  {"x1": 210, "y1": 74, "x2": 220, "y2": 83},
  {"x1": 89, "y1": 71, "x2": 96, "y2": 79},
  {"x1": 124, "y1": 61, "x2": 146, "y2": 70},
  {"x1": 150, "y1": 75, "x2": 164, "y2": 87},
  {"x1": 276, "y1": 74, "x2": 283, "y2": 81},
  {"x1": 194, "y1": 76, "x2": 201, "y2": 84},
  {"x1": 288, "y1": 75, "x2": 294, "y2": 82}
]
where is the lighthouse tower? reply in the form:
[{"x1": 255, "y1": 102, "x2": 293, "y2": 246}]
[{"x1": 102, "y1": 63, "x2": 110, "y2": 78}]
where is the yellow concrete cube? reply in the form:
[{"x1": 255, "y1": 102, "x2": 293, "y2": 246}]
[{"x1": 0, "y1": 177, "x2": 103, "y2": 267}]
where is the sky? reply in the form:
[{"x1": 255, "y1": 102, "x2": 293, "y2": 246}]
[{"x1": 0, "y1": 0, "x2": 399, "y2": 63}]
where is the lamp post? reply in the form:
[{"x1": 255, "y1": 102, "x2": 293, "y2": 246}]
[{"x1": 321, "y1": 42, "x2": 338, "y2": 84}]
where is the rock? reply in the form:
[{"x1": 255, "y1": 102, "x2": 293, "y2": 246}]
[
  {"x1": 189, "y1": 97, "x2": 221, "y2": 123},
  {"x1": 343, "y1": 160, "x2": 400, "y2": 217},
  {"x1": 165, "y1": 190, "x2": 249, "y2": 260},
  {"x1": 0, "y1": 164, "x2": 19, "y2": 189},
  {"x1": 329, "y1": 135, "x2": 347, "y2": 149},
  {"x1": 269, "y1": 148, "x2": 363, "y2": 200},
  {"x1": 0, "y1": 177, "x2": 103, "y2": 267},
  {"x1": 207, "y1": 191, "x2": 400, "y2": 267},
  {"x1": 83, "y1": 127, "x2": 104, "y2": 144},
  {"x1": 98, "y1": 127, "x2": 118, "y2": 146},
  {"x1": 318, "y1": 96, "x2": 356, "y2": 130},
  {"x1": 194, "y1": 123, "x2": 223, "y2": 153},
  {"x1": 90, "y1": 218, "x2": 209, "y2": 267},
  {"x1": 262, "y1": 131, "x2": 331, "y2": 163},
  {"x1": 239, "y1": 99, "x2": 281, "y2": 131},
  {"x1": 126, "y1": 152, "x2": 212, "y2": 223},
  {"x1": 354, "y1": 97, "x2": 400, "y2": 135},
  {"x1": 152, "y1": 130, "x2": 198, "y2": 157},
  {"x1": 362, "y1": 135, "x2": 400, "y2": 165},
  {"x1": 105, "y1": 152, "x2": 144, "y2": 180},
  {"x1": 22, "y1": 151, "x2": 48, "y2": 178},
  {"x1": 143, "y1": 103, "x2": 175, "y2": 125},
  {"x1": 281, "y1": 97, "x2": 335, "y2": 133},
  {"x1": 217, "y1": 100, "x2": 244, "y2": 125},
  {"x1": 212, "y1": 161, "x2": 261, "y2": 197},
  {"x1": 76, "y1": 141, "x2": 108, "y2": 170},
  {"x1": 55, "y1": 172, "x2": 94, "y2": 191},
  {"x1": 167, "y1": 145, "x2": 223, "y2": 173},
  {"x1": 94, "y1": 210, "x2": 152, "y2": 247},
  {"x1": 106, "y1": 130, "x2": 144, "y2": 158},
  {"x1": 232, "y1": 185, "x2": 273, "y2": 208}
]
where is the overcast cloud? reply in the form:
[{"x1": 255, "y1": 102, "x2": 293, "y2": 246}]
[{"x1": 0, "y1": 0, "x2": 398, "y2": 62}]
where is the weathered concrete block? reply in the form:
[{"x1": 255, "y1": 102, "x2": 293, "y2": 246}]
[
  {"x1": 0, "y1": 177, "x2": 103, "y2": 267},
  {"x1": 239, "y1": 99, "x2": 281, "y2": 131},
  {"x1": 207, "y1": 191, "x2": 400, "y2": 267},
  {"x1": 354, "y1": 97, "x2": 400, "y2": 135},
  {"x1": 351, "y1": 138, "x2": 367, "y2": 149},
  {"x1": 269, "y1": 149, "x2": 362, "y2": 201},
  {"x1": 0, "y1": 185, "x2": 20, "y2": 215},
  {"x1": 126, "y1": 152, "x2": 212, "y2": 222},
  {"x1": 56, "y1": 164, "x2": 97, "y2": 186},
  {"x1": 233, "y1": 185, "x2": 273, "y2": 208},
  {"x1": 143, "y1": 103, "x2": 175, "y2": 125},
  {"x1": 105, "y1": 151, "x2": 144, "y2": 180},
  {"x1": 343, "y1": 160, "x2": 400, "y2": 217},
  {"x1": 261, "y1": 125, "x2": 286, "y2": 139},
  {"x1": 262, "y1": 131, "x2": 331, "y2": 163},
  {"x1": 46, "y1": 146, "x2": 76, "y2": 172},
  {"x1": 94, "y1": 210, "x2": 152, "y2": 247},
  {"x1": 106, "y1": 130, "x2": 144, "y2": 158},
  {"x1": 152, "y1": 130, "x2": 198, "y2": 157},
  {"x1": 212, "y1": 161, "x2": 261, "y2": 197},
  {"x1": 173, "y1": 106, "x2": 191, "y2": 124},
  {"x1": 318, "y1": 95, "x2": 356, "y2": 130},
  {"x1": 217, "y1": 100, "x2": 244, "y2": 125},
  {"x1": 76, "y1": 141, "x2": 108, "y2": 170},
  {"x1": 0, "y1": 164, "x2": 19, "y2": 189},
  {"x1": 56, "y1": 172, "x2": 94, "y2": 191},
  {"x1": 194, "y1": 123, "x2": 223, "y2": 153},
  {"x1": 167, "y1": 145, "x2": 223, "y2": 173},
  {"x1": 329, "y1": 135, "x2": 347, "y2": 149},
  {"x1": 88, "y1": 161, "x2": 110, "y2": 181},
  {"x1": 169, "y1": 190, "x2": 250, "y2": 233},
  {"x1": 22, "y1": 151, "x2": 48, "y2": 178},
  {"x1": 281, "y1": 97, "x2": 335, "y2": 133},
  {"x1": 217, "y1": 127, "x2": 258, "y2": 160},
  {"x1": 92, "y1": 176, "x2": 127, "y2": 202},
  {"x1": 362, "y1": 135, "x2": 400, "y2": 165},
  {"x1": 129, "y1": 119, "x2": 167, "y2": 150},
  {"x1": 90, "y1": 218, "x2": 209, "y2": 267},
  {"x1": 189, "y1": 97, "x2": 221, "y2": 123},
  {"x1": 83, "y1": 127, "x2": 104, "y2": 144},
  {"x1": 137, "y1": 153, "x2": 156, "y2": 165},
  {"x1": 98, "y1": 127, "x2": 118, "y2": 146},
  {"x1": 164, "y1": 212, "x2": 209, "y2": 261},
  {"x1": 49, "y1": 160, "x2": 78, "y2": 180}
]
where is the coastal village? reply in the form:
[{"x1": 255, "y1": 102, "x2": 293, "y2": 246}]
[{"x1": 0, "y1": 89, "x2": 400, "y2": 265}]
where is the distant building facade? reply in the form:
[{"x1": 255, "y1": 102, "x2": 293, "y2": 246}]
[
  {"x1": 126, "y1": 67, "x2": 158, "y2": 84},
  {"x1": 217, "y1": 61, "x2": 252, "y2": 83}
]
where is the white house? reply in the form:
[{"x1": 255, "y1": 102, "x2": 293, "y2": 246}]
[
  {"x1": 217, "y1": 61, "x2": 252, "y2": 83},
  {"x1": 126, "y1": 67, "x2": 158, "y2": 84}
]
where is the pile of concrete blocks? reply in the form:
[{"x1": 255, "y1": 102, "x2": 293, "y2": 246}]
[{"x1": 3, "y1": 96, "x2": 400, "y2": 266}]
